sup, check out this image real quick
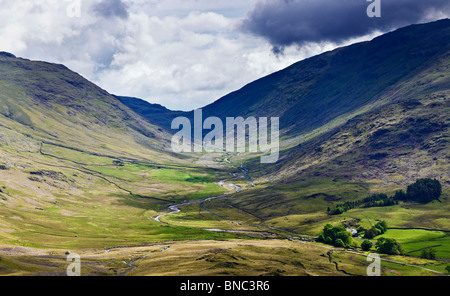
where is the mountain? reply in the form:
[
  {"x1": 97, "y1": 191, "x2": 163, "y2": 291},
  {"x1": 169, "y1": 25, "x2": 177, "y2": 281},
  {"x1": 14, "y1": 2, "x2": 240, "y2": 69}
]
[
  {"x1": 250, "y1": 20, "x2": 450, "y2": 186},
  {"x1": 119, "y1": 20, "x2": 449, "y2": 188},
  {"x1": 118, "y1": 19, "x2": 450, "y2": 197},
  {"x1": 114, "y1": 95, "x2": 184, "y2": 133},
  {"x1": 0, "y1": 51, "x2": 234, "y2": 261},
  {"x1": 0, "y1": 52, "x2": 174, "y2": 161},
  {"x1": 202, "y1": 19, "x2": 450, "y2": 138},
  {"x1": 118, "y1": 20, "x2": 450, "y2": 234},
  {"x1": 121, "y1": 19, "x2": 450, "y2": 141},
  {"x1": 195, "y1": 20, "x2": 450, "y2": 233}
]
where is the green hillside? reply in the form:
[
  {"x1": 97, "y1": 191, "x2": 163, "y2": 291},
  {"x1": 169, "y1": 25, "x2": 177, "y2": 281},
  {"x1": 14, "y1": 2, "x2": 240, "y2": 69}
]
[
  {"x1": 0, "y1": 52, "x2": 175, "y2": 161},
  {"x1": 0, "y1": 52, "x2": 234, "y2": 259}
]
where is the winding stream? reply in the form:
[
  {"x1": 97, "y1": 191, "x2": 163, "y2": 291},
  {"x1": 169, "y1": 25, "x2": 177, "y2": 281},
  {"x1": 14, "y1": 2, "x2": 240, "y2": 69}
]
[
  {"x1": 154, "y1": 173, "x2": 243, "y2": 224},
  {"x1": 121, "y1": 164, "x2": 445, "y2": 276},
  {"x1": 153, "y1": 164, "x2": 318, "y2": 240}
]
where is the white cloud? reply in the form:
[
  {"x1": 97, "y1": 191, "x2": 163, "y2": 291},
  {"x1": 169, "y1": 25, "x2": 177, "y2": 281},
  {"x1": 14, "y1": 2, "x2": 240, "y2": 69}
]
[
  {"x1": 94, "y1": 9, "x2": 318, "y2": 110},
  {"x1": 0, "y1": 0, "x2": 387, "y2": 111}
]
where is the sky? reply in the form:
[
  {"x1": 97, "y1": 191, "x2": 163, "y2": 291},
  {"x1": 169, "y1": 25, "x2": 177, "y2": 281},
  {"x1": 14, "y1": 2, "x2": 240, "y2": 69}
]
[{"x1": 0, "y1": 0, "x2": 449, "y2": 111}]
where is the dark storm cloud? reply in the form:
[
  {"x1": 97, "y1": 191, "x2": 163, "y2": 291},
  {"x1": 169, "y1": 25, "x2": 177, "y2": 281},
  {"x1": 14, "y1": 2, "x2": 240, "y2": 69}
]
[
  {"x1": 94, "y1": 0, "x2": 129, "y2": 19},
  {"x1": 242, "y1": 0, "x2": 450, "y2": 50}
]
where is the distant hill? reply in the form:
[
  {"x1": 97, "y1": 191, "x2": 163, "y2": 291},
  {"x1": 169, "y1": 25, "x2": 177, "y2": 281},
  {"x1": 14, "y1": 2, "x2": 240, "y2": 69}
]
[
  {"x1": 114, "y1": 95, "x2": 184, "y2": 133},
  {"x1": 0, "y1": 53, "x2": 172, "y2": 160}
]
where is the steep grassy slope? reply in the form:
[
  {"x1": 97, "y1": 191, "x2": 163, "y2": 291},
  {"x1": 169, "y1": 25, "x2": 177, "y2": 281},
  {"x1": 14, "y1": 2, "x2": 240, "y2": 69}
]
[
  {"x1": 202, "y1": 19, "x2": 450, "y2": 138},
  {"x1": 0, "y1": 52, "x2": 236, "y2": 254},
  {"x1": 255, "y1": 50, "x2": 450, "y2": 185},
  {"x1": 189, "y1": 21, "x2": 450, "y2": 245},
  {"x1": 0, "y1": 52, "x2": 175, "y2": 162}
]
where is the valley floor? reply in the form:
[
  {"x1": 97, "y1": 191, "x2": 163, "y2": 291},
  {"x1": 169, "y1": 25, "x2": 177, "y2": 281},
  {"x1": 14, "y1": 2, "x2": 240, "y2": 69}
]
[
  {"x1": 0, "y1": 237, "x2": 447, "y2": 276},
  {"x1": 0, "y1": 140, "x2": 448, "y2": 276}
]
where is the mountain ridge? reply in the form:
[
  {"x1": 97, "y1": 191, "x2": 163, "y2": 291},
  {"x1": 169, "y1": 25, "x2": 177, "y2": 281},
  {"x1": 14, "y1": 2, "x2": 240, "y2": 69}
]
[
  {"x1": 120, "y1": 19, "x2": 450, "y2": 140},
  {"x1": 0, "y1": 52, "x2": 178, "y2": 163}
]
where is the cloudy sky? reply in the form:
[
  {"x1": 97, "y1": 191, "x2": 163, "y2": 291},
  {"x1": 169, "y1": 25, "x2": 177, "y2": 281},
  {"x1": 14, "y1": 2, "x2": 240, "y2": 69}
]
[{"x1": 0, "y1": 0, "x2": 449, "y2": 111}]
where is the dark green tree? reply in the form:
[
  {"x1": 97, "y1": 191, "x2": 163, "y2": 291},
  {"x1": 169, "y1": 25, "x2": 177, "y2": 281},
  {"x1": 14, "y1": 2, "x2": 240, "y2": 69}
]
[
  {"x1": 318, "y1": 224, "x2": 353, "y2": 247},
  {"x1": 393, "y1": 189, "x2": 407, "y2": 201},
  {"x1": 375, "y1": 237, "x2": 403, "y2": 255},
  {"x1": 361, "y1": 240, "x2": 373, "y2": 251},
  {"x1": 406, "y1": 178, "x2": 442, "y2": 203},
  {"x1": 420, "y1": 248, "x2": 436, "y2": 260},
  {"x1": 334, "y1": 238, "x2": 345, "y2": 248}
]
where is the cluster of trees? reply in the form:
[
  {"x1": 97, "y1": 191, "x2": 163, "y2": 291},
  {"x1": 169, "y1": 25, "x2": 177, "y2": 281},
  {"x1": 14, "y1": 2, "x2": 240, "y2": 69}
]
[
  {"x1": 405, "y1": 178, "x2": 442, "y2": 204},
  {"x1": 327, "y1": 201, "x2": 358, "y2": 215},
  {"x1": 327, "y1": 194, "x2": 399, "y2": 215},
  {"x1": 317, "y1": 224, "x2": 354, "y2": 248},
  {"x1": 420, "y1": 248, "x2": 437, "y2": 260},
  {"x1": 362, "y1": 193, "x2": 398, "y2": 208},
  {"x1": 317, "y1": 221, "x2": 406, "y2": 255},
  {"x1": 327, "y1": 178, "x2": 442, "y2": 215},
  {"x1": 362, "y1": 221, "x2": 388, "y2": 239},
  {"x1": 360, "y1": 238, "x2": 403, "y2": 255},
  {"x1": 375, "y1": 237, "x2": 404, "y2": 255}
]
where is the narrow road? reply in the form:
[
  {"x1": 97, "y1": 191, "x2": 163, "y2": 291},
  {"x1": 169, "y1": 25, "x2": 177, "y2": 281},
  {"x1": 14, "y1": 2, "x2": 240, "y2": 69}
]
[
  {"x1": 240, "y1": 163, "x2": 255, "y2": 187},
  {"x1": 154, "y1": 174, "x2": 242, "y2": 224},
  {"x1": 153, "y1": 164, "x2": 314, "y2": 239}
]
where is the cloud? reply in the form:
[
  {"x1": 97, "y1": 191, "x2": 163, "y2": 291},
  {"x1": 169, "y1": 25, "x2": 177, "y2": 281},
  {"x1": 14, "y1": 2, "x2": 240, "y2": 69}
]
[
  {"x1": 241, "y1": 0, "x2": 450, "y2": 51},
  {"x1": 95, "y1": 10, "x2": 307, "y2": 111},
  {"x1": 0, "y1": 0, "x2": 391, "y2": 111},
  {"x1": 94, "y1": 0, "x2": 129, "y2": 19}
]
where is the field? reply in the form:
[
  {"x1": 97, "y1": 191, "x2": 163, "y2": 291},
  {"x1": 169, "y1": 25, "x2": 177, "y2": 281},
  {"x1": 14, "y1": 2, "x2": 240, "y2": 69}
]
[
  {"x1": 0, "y1": 139, "x2": 241, "y2": 251},
  {"x1": 0, "y1": 123, "x2": 449, "y2": 276},
  {"x1": 377, "y1": 229, "x2": 450, "y2": 259},
  {"x1": 1, "y1": 238, "x2": 446, "y2": 276}
]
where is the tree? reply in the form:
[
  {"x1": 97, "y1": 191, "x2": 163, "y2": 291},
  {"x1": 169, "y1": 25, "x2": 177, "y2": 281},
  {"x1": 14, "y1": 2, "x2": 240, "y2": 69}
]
[
  {"x1": 393, "y1": 189, "x2": 407, "y2": 201},
  {"x1": 420, "y1": 248, "x2": 436, "y2": 260},
  {"x1": 318, "y1": 224, "x2": 353, "y2": 248},
  {"x1": 364, "y1": 227, "x2": 378, "y2": 239},
  {"x1": 406, "y1": 178, "x2": 442, "y2": 203},
  {"x1": 335, "y1": 230, "x2": 353, "y2": 247},
  {"x1": 324, "y1": 236, "x2": 333, "y2": 245},
  {"x1": 318, "y1": 234, "x2": 325, "y2": 242},
  {"x1": 374, "y1": 220, "x2": 387, "y2": 234},
  {"x1": 445, "y1": 265, "x2": 450, "y2": 274},
  {"x1": 364, "y1": 220, "x2": 388, "y2": 239},
  {"x1": 375, "y1": 237, "x2": 403, "y2": 255},
  {"x1": 334, "y1": 238, "x2": 345, "y2": 248},
  {"x1": 361, "y1": 240, "x2": 373, "y2": 251}
]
